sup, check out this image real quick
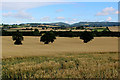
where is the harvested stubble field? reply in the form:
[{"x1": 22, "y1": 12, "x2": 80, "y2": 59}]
[
  {"x1": 2, "y1": 36, "x2": 118, "y2": 58},
  {"x1": 2, "y1": 36, "x2": 119, "y2": 78}
]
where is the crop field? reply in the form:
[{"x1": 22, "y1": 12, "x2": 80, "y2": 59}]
[
  {"x1": 6, "y1": 26, "x2": 119, "y2": 32},
  {"x1": 2, "y1": 36, "x2": 118, "y2": 58},
  {"x1": 2, "y1": 36, "x2": 119, "y2": 78},
  {"x1": 8, "y1": 28, "x2": 88, "y2": 32},
  {"x1": 2, "y1": 52, "x2": 118, "y2": 78},
  {"x1": 108, "y1": 27, "x2": 119, "y2": 32}
]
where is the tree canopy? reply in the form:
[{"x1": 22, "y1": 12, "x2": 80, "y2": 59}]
[
  {"x1": 33, "y1": 29, "x2": 39, "y2": 36},
  {"x1": 40, "y1": 31, "x2": 56, "y2": 44},
  {"x1": 80, "y1": 31, "x2": 94, "y2": 43},
  {"x1": 12, "y1": 30, "x2": 24, "y2": 45}
]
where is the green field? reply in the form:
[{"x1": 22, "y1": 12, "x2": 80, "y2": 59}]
[{"x1": 91, "y1": 28, "x2": 109, "y2": 32}]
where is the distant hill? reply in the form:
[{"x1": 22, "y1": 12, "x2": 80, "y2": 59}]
[
  {"x1": 71, "y1": 22, "x2": 120, "y2": 27},
  {"x1": 25, "y1": 22, "x2": 70, "y2": 27},
  {"x1": 3, "y1": 22, "x2": 119, "y2": 28},
  {"x1": 26, "y1": 22, "x2": 119, "y2": 27},
  {"x1": 50, "y1": 22, "x2": 70, "y2": 27}
]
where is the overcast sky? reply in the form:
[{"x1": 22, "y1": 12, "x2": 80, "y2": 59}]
[{"x1": 1, "y1": 2, "x2": 119, "y2": 24}]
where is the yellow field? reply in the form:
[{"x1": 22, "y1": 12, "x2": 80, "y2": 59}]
[
  {"x1": 108, "y1": 26, "x2": 119, "y2": 32},
  {"x1": 2, "y1": 36, "x2": 118, "y2": 58},
  {"x1": 2, "y1": 36, "x2": 119, "y2": 78},
  {"x1": 2, "y1": 52, "x2": 118, "y2": 78}
]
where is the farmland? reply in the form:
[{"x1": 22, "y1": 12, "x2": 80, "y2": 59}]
[
  {"x1": 1, "y1": 1, "x2": 120, "y2": 79},
  {"x1": 2, "y1": 32, "x2": 119, "y2": 79},
  {"x1": 2, "y1": 36, "x2": 118, "y2": 58},
  {"x1": 2, "y1": 52, "x2": 118, "y2": 79},
  {"x1": 2, "y1": 36, "x2": 119, "y2": 78},
  {"x1": 4, "y1": 26, "x2": 119, "y2": 32}
]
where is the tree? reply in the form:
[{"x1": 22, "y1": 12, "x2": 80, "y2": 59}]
[
  {"x1": 76, "y1": 26, "x2": 84, "y2": 30},
  {"x1": 106, "y1": 27, "x2": 110, "y2": 32},
  {"x1": 42, "y1": 27, "x2": 45, "y2": 30},
  {"x1": 12, "y1": 30, "x2": 24, "y2": 45},
  {"x1": 102, "y1": 27, "x2": 110, "y2": 32},
  {"x1": 3, "y1": 24, "x2": 9, "y2": 29},
  {"x1": 33, "y1": 29, "x2": 39, "y2": 36},
  {"x1": 46, "y1": 27, "x2": 48, "y2": 29},
  {"x1": 67, "y1": 30, "x2": 75, "y2": 37},
  {"x1": 93, "y1": 25, "x2": 96, "y2": 27},
  {"x1": 80, "y1": 31, "x2": 94, "y2": 43},
  {"x1": 92, "y1": 29, "x2": 98, "y2": 37},
  {"x1": 40, "y1": 31, "x2": 56, "y2": 44}
]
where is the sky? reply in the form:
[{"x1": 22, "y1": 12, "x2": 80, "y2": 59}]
[{"x1": 1, "y1": 2, "x2": 119, "y2": 24}]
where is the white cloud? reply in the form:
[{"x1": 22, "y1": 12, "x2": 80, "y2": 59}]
[
  {"x1": 2, "y1": 2, "x2": 58, "y2": 11},
  {"x1": 65, "y1": 21, "x2": 69, "y2": 23},
  {"x1": 2, "y1": 0, "x2": 65, "y2": 2},
  {"x1": 106, "y1": 17, "x2": 112, "y2": 21},
  {"x1": 2, "y1": 11, "x2": 34, "y2": 20},
  {"x1": 65, "y1": 20, "x2": 77, "y2": 24},
  {"x1": 2, "y1": 0, "x2": 120, "y2": 2},
  {"x1": 56, "y1": 9, "x2": 64, "y2": 13},
  {"x1": 55, "y1": 17, "x2": 65, "y2": 20},
  {"x1": 40, "y1": 16, "x2": 51, "y2": 21},
  {"x1": 2, "y1": 12, "x2": 12, "y2": 17},
  {"x1": 72, "y1": 18, "x2": 78, "y2": 21},
  {"x1": 96, "y1": 7, "x2": 116, "y2": 16},
  {"x1": 70, "y1": 21, "x2": 76, "y2": 24},
  {"x1": 103, "y1": 7, "x2": 114, "y2": 12},
  {"x1": 115, "y1": 11, "x2": 120, "y2": 14},
  {"x1": 2, "y1": 2, "x2": 71, "y2": 11},
  {"x1": 64, "y1": 18, "x2": 78, "y2": 24},
  {"x1": 16, "y1": 21, "x2": 22, "y2": 23}
]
